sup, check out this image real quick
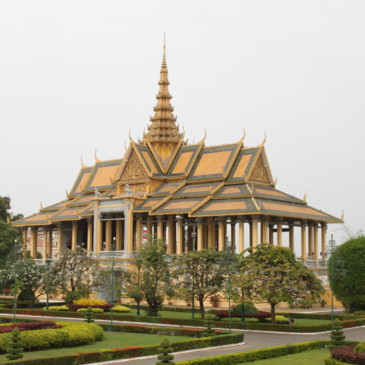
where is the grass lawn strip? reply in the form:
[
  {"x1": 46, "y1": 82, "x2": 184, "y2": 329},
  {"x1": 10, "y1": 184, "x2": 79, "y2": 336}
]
[
  {"x1": 235, "y1": 349, "x2": 329, "y2": 364},
  {"x1": 0, "y1": 332, "x2": 188, "y2": 361}
]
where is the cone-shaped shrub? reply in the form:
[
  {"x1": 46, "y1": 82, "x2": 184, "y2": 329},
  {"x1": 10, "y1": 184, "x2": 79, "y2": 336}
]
[
  {"x1": 330, "y1": 318, "x2": 346, "y2": 349},
  {"x1": 201, "y1": 315, "x2": 216, "y2": 337},
  {"x1": 156, "y1": 338, "x2": 175, "y2": 364},
  {"x1": 84, "y1": 307, "x2": 95, "y2": 323},
  {"x1": 6, "y1": 327, "x2": 24, "y2": 360}
]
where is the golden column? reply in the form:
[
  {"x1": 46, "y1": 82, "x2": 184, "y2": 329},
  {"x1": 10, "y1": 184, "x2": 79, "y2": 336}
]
[
  {"x1": 176, "y1": 217, "x2": 183, "y2": 254},
  {"x1": 197, "y1": 219, "x2": 203, "y2": 251},
  {"x1": 71, "y1": 221, "x2": 78, "y2": 251},
  {"x1": 230, "y1": 220, "x2": 236, "y2": 252},
  {"x1": 22, "y1": 227, "x2": 28, "y2": 257},
  {"x1": 276, "y1": 220, "x2": 283, "y2": 247},
  {"x1": 167, "y1": 215, "x2": 175, "y2": 254},
  {"x1": 238, "y1": 217, "x2": 245, "y2": 253},
  {"x1": 218, "y1": 218, "x2": 226, "y2": 251},
  {"x1": 269, "y1": 224, "x2": 274, "y2": 245},
  {"x1": 157, "y1": 216, "x2": 164, "y2": 240},
  {"x1": 97, "y1": 219, "x2": 103, "y2": 254},
  {"x1": 116, "y1": 219, "x2": 123, "y2": 251},
  {"x1": 57, "y1": 224, "x2": 63, "y2": 253},
  {"x1": 207, "y1": 217, "x2": 215, "y2": 249},
  {"x1": 289, "y1": 224, "x2": 294, "y2": 252},
  {"x1": 321, "y1": 223, "x2": 327, "y2": 262},
  {"x1": 308, "y1": 223, "x2": 313, "y2": 257},
  {"x1": 105, "y1": 220, "x2": 112, "y2": 251},
  {"x1": 135, "y1": 216, "x2": 142, "y2": 251},
  {"x1": 301, "y1": 222, "x2": 307, "y2": 260},
  {"x1": 42, "y1": 228, "x2": 48, "y2": 262},
  {"x1": 30, "y1": 227, "x2": 38, "y2": 259},
  {"x1": 313, "y1": 223, "x2": 318, "y2": 263},
  {"x1": 48, "y1": 229, "x2": 53, "y2": 258},
  {"x1": 87, "y1": 219, "x2": 93, "y2": 252},
  {"x1": 261, "y1": 218, "x2": 269, "y2": 244},
  {"x1": 125, "y1": 209, "x2": 134, "y2": 254},
  {"x1": 250, "y1": 217, "x2": 259, "y2": 248}
]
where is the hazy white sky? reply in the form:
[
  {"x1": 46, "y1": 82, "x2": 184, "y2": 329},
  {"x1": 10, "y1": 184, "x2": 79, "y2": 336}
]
[{"x1": 1, "y1": 0, "x2": 364, "y2": 245}]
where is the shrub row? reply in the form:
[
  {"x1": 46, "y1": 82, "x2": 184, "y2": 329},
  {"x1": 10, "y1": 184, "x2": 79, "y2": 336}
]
[
  {"x1": 0, "y1": 321, "x2": 61, "y2": 334},
  {"x1": 174, "y1": 340, "x2": 329, "y2": 365},
  {"x1": 278, "y1": 312, "x2": 364, "y2": 321},
  {"x1": 324, "y1": 359, "x2": 349, "y2": 365},
  {"x1": 330, "y1": 345, "x2": 365, "y2": 364},
  {"x1": 69, "y1": 303, "x2": 112, "y2": 312},
  {"x1": 98, "y1": 323, "x2": 227, "y2": 337},
  {"x1": 3, "y1": 307, "x2": 365, "y2": 333},
  {"x1": 215, "y1": 310, "x2": 271, "y2": 322},
  {"x1": 0, "y1": 322, "x2": 103, "y2": 353},
  {"x1": 0, "y1": 332, "x2": 243, "y2": 365}
]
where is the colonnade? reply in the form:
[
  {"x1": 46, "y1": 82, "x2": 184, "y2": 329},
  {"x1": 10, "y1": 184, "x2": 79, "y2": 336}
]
[{"x1": 21, "y1": 215, "x2": 328, "y2": 264}]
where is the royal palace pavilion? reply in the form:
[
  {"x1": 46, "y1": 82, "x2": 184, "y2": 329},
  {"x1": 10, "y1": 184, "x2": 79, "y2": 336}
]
[{"x1": 14, "y1": 46, "x2": 342, "y2": 275}]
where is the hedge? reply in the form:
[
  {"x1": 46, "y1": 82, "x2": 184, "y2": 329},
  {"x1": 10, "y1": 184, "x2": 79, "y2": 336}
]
[
  {"x1": 2, "y1": 307, "x2": 365, "y2": 333},
  {"x1": 174, "y1": 340, "x2": 330, "y2": 365},
  {"x1": 0, "y1": 322, "x2": 103, "y2": 353},
  {"x1": 0, "y1": 332, "x2": 243, "y2": 365},
  {"x1": 330, "y1": 345, "x2": 365, "y2": 364},
  {"x1": 0, "y1": 321, "x2": 61, "y2": 334},
  {"x1": 98, "y1": 323, "x2": 227, "y2": 337},
  {"x1": 324, "y1": 359, "x2": 349, "y2": 365}
]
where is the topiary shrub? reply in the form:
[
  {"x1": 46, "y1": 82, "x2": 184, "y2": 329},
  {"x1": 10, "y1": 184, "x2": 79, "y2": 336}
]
[
  {"x1": 5, "y1": 328, "x2": 23, "y2": 360},
  {"x1": 112, "y1": 305, "x2": 131, "y2": 313},
  {"x1": 83, "y1": 307, "x2": 94, "y2": 323},
  {"x1": 330, "y1": 319, "x2": 346, "y2": 349},
  {"x1": 77, "y1": 307, "x2": 103, "y2": 313},
  {"x1": 156, "y1": 338, "x2": 175, "y2": 364},
  {"x1": 354, "y1": 342, "x2": 365, "y2": 354},
  {"x1": 231, "y1": 302, "x2": 258, "y2": 315},
  {"x1": 43, "y1": 305, "x2": 69, "y2": 311},
  {"x1": 201, "y1": 315, "x2": 216, "y2": 337},
  {"x1": 17, "y1": 287, "x2": 36, "y2": 305},
  {"x1": 74, "y1": 298, "x2": 107, "y2": 306}
]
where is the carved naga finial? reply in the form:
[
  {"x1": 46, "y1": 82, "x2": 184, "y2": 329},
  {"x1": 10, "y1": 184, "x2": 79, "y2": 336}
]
[
  {"x1": 197, "y1": 129, "x2": 207, "y2": 144},
  {"x1": 238, "y1": 129, "x2": 246, "y2": 146},
  {"x1": 94, "y1": 149, "x2": 100, "y2": 163},
  {"x1": 259, "y1": 131, "x2": 267, "y2": 147},
  {"x1": 303, "y1": 192, "x2": 307, "y2": 202},
  {"x1": 81, "y1": 155, "x2": 86, "y2": 168},
  {"x1": 341, "y1": 210, "x2": 345, "y2": 221}
]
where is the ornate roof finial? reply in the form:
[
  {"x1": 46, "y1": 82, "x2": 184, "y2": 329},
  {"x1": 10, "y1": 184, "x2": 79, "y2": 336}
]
[
  {"x1": 81, "y1": 155, "x2": 86, "y2": 168},
  {"x1": 40, "y1": 202, "x2": 44, "y2": 210},
  {"x1": 259, "y1": 131, "x2": 267, "y2": 147},
  {"x1": 143, "y1": 36, "x2": 183, "y2": 157},
  {"x1": 94, "y1": 149, "x2": 100, "y2": 163},
  {"x1": 303, "y1": 192, "x2": 307, "y2": 202},
  {"x1": 341, "y1": 210, "x2": 345, "y2": 221}
]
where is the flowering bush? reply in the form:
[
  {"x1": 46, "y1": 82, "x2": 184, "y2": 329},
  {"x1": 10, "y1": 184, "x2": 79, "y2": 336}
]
[
  {"x1": 74, "y1": 298, "x2": 107, "y2": 306},
  {"x1": 43, "y1": 305, "x2": 69, "y2": 311},
  {"x1": 70, "y1": 304, "x2": 112, "y2": 312},
  {"x1": 112, "y1": 305, "x2": 131, "y2": 313},
  {"x1": 0, "y1": 321, "x2": 61, "y2": 334},
  {"x1": 77, "y1": 308, "x2": 103, "y2": 313},
  {"x1": 331, "y1": 345, "x2": 365, "y2": 364},
  {"x1": 209, "y1": 295, "x2": 219, "y2": 305}
]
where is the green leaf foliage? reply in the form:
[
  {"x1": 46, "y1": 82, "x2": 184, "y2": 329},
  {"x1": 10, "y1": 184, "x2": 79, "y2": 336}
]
[
  {"x1": 241, "y1": 244, "x2": 324, "y2": 322},
  {"x1": 328, "y1": 236, "x2": 365, "y2": 312}
]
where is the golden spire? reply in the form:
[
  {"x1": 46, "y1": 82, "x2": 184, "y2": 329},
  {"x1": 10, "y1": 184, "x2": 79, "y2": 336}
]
[{"x1": 143, "y1": 36, "x2": 183, "y2": 155}]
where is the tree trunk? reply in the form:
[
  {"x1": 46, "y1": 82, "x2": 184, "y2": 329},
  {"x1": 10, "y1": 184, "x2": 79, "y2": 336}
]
[
  {"x1": 199, "y1": 297, "x2": 205, "y2": 319},
  {"x1": 270, "y1": 302, "x2": 276, "y2": 323}
]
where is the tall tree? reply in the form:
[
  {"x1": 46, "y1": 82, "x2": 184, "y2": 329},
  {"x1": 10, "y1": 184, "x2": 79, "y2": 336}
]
[
  {"x1": 242, "y1": 244, "x2": 324, "y2": 322},
  {"x1": 0, "y1": 221, "x2": 22, "y2": 269},
  {"x1": 133, "y1": 238, "x2": 170, "y2": 316},
  {"x1": 328, "y1": 236, "x2": 365, "y2": 312},
  {"x1": 172, "y1": 249, "x2": 226, "y2": 318},
  {"x1": 49, "y1": 247, "x2": 99, "y2": 303},
  {"x1": 0, "y1": 196, "x2": 23, "y2": 222}
]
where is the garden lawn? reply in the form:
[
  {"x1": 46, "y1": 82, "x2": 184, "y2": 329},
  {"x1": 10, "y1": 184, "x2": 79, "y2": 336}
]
[
  {"x1": 0, "y1": 331, "x2": 188, "y2": 362},
  {"x1": 236, "y1": 348, "x2": 329, "y2": 364}
]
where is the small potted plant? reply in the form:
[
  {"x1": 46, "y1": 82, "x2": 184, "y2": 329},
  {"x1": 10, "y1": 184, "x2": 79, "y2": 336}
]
[{"x1": 210, "y1": 295, "x2": 220, "y2": 307}]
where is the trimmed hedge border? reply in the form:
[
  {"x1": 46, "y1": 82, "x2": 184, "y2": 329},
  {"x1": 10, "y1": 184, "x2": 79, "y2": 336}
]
[
  {"x1": 174, "y1": 340, "x2": 330, "y2": 364},
  {"x1": 0, "y1": 332, "x2": 243, "y2": 365},
  {"x1": 98, "y1": 323, "x2": 228, "y2": 337},
  {"x1": 0, "y1": 322, "x2": 103, "y2": 353},
  {"x1": 2, "y1": 308, "x2": 365, "y2": 333}
]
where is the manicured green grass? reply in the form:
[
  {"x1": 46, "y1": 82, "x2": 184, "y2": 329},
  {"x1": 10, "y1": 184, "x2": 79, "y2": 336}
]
[
  {"x1": 236, "y1": 348, "x2": 330, "y2": 364},
  {"x1": 0, "y1": 331, "x2": 188, "y2": 361},
  {"x1": 294, "y1": 318, "x2": 331, "y2": 326}
]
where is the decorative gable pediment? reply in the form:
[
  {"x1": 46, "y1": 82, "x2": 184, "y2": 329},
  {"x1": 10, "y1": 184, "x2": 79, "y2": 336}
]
[
  {"x1": 248, "y1": 153, "x2": 271, "y2": 185},
  {"x1": 120, "y1": 150, "x2": 149, "y2": 183}
]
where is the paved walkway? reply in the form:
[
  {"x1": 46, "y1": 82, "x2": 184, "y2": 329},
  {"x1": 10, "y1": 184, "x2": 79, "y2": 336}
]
[{"x1": 1, "y1": 312, "x2": 362, "y2": 365}]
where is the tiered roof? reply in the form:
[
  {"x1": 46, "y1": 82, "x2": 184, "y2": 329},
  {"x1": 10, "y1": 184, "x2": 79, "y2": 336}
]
[{"x1": 14, "y1": 45, "x2": 342, "y2": 227}]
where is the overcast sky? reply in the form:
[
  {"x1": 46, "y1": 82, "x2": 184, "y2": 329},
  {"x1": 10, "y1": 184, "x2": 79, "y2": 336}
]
[{"x1": 1, "y1": 0, "x2": 364, "y2": 245}]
